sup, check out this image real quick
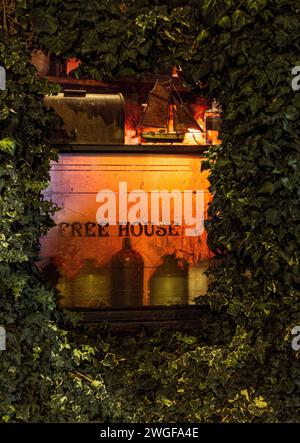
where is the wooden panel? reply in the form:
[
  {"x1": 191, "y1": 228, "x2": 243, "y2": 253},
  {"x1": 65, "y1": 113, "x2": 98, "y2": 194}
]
[{"x1": 40, "y1": 153, "x2": 213, "y2": 308}]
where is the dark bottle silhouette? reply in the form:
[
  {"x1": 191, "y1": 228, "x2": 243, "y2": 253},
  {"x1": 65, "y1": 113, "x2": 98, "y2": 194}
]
[
  {"x1": 150, "y1": 254, "x2": 188, "y2": 306},
  {"x1": 111, "y1": 238, "x2": 144, "y2": 307}
]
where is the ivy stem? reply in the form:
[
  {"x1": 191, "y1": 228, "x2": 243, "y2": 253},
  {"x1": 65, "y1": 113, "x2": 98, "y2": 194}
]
[{"x1": 2, "y1": 0, "x2": 7, "y2": 31}]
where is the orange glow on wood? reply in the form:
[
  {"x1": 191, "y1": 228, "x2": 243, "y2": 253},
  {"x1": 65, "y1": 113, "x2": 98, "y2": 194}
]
[{"x1": 40, "y1": 154, "x2": 213, "y2": 307}]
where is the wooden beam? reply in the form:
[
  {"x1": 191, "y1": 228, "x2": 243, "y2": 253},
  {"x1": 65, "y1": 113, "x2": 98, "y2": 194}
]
[{"x1": 42, "y1": 76, "x2": 192, "y2": 93}]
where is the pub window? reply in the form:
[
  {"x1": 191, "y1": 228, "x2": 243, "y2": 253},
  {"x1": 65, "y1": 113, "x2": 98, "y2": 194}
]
[{"x1": 37, "y1": 61, "x2": 221, "y2": 328}]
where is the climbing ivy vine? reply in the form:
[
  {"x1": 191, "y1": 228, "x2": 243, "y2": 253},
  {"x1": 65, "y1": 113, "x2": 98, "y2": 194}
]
[
  {"x1": 0, "y1": 3, "x2": 113, "y2": 423},
  {"x1": 0, "y1": 0, "x2": 299, "y2": 422}
]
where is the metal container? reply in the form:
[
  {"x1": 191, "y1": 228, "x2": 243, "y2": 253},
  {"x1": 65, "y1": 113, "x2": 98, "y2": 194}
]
[
  {"x1": 150, "y1": 254, "x2": 188, "y2": 306},
  {"x1": 45, "y1": 91, "x2": 125, "y2": 145},
  {"x1": 111, "y1": 238, "x2": 144, "y2": 307},
  {"x1": 57, "y1": 258, "x2": 111, "y2": 308}
]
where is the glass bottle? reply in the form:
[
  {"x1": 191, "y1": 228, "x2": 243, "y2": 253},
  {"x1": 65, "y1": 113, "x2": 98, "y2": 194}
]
[
  {"x1": 149, "y1": 254, "x2": 188, "y2": 306},
  {"x1": 204, "y1": 98, "x2": 221, "y2": 143},
  {"x1": 59, "y1": 258, "x2": 111, "y2": 308},
  {"x1": 111, "y1": 238, "x2": 144, "y2": 307}
]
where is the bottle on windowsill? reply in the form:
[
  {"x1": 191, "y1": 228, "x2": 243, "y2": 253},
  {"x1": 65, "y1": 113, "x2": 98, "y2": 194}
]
[
  {"x1": 204, "y1": 98, "x2": 222, "y2": 144},
  {"x1": 149, "y1": 254, "x2": 188, "y2": 306},
  {"x1": 111, "y1": 238, "x2": 144, "y2": 307}
]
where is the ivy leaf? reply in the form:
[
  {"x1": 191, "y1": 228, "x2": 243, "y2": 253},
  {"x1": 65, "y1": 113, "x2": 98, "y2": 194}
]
[
  {"x1": 254, "y1": 396, "x2": 268, "y2": 408},
  {"x1": 41, "y1": 31, "x2": 78, "y2": 55},
  {"x1": 241, "y1": 389, "x2": 250, "y2": 401},
  {"x1": 101, "y1": 353, "x2": 119, "y2": 369},
  {"x1": 163, "y1": 30, "x2": 176, "y2": 41},
  {"x1": 232, "y1": 10, "x2": 254, "y2": 31},
  {"x1": 0, "y1": 138, "x2": 15, "y2": 155},
  {"x1": 285, "y1": 106, "x2": 299, "y2": 121},
  {"x1": 265, "y1": 208, "x2": 281, "y2": 225},
  {"x1": 30, "y1": 8, "x2": 58, "y2": 34},
  {"x1": 201, "y1": 0, "x2": 229, "y2": 26},
  {"x1": 218, "y1": 15, "x2": 231, "y2": 29},
  {"x1": 196, "y1": 30, "x2": 209, "y2": 44},
  {"x1": 258, "y1": 181, "x2": 275, "y2": 194},
  {"x1": 215, "y1": 158, "x2": 231, "y2": 169},
  {"x1": 160, "y1": 396, "x2": 174, "y2": 407}
]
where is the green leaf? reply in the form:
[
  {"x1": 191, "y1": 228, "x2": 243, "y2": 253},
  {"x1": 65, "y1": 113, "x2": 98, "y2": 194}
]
[
  {"x1": 196, "y1": 30, "x2": 209, "y2": 44},
  {"x1": 265, "y1": 208, "x2": 281, "y2": 225},
  {"x1": 101, "y1": 353, "x2": 119, "y2": 369},
  {"x1": 41, "y1": 31, "x2": 78, "y2": 55},
  {"x1": 30, "y1": 9, "x2": 58, "y2": 34},
  {"x1": 258, "y1": 181, "x2": 275, "y2": 194},
  {"x1": 218, "y1": 15, "x2": 231, "y2": 29},
  {"x1": 215, "y1": 158, "x2": 231, "y2": 169},
  {"x1": 0, "y1": 138, "x2": 15, "y2": 155},
  {"x1": 285, "y1": 106, "x2": 299, "y2": 121},
  {"x1": 164, "y1": 30, "x2": 176, "y2": 41},
  {"x1": 254, "y1": 396, "x2": 268, "y2": 408}
]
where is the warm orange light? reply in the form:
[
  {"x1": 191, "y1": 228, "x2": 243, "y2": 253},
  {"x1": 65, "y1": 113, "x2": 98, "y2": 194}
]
[
  {"x1": 125, "y1": 127, "x2": 140, "y2": 144},
  {"x1": 183, "y1": 129, "x2": 205, "y2": 145},
  {"x1": 124, "y1": 100, "x2": 220, "y2": 145},
  {"x1": 172, "y1": 66, "x2": 179, "y2": 77},
  {"x1": 206, "y1": 130, "x2": 221, "y2": 145},
  {"x1": 66, "y1": 58, "x2": 81, "y2": 75},
  {"x1": 41, "y1": 154, "x2": 213, "y2": 307}
]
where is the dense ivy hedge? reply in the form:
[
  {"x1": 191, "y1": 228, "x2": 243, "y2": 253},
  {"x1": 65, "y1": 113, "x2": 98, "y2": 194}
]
[
  {"x1": 0, "y1": 9, "x2": 113, "y2": 422},
  {"x1": 1, "y1": 0, "x2": 300, "y2": 422}
]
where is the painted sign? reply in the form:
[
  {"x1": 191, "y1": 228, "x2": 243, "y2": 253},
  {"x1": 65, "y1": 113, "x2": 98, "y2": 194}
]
[{"x1": 40, "y1": 153, "x2": 213, "y2": 308}]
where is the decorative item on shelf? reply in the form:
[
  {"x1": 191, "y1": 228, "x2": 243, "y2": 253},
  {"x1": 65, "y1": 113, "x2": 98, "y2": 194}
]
[
  {"x1": 66, "y1": 58, "x2": 81, "y2": 76},
  {"x1": 44, "y1": 90, "x2": 125, "y2": 145},
  {"x1": 31, "y1": 49, "x2": 50, "y2": 76},
  {"x1": 111, "y1": 238, "x2": 144, "y2": 307},
  {"x1": 149, "y1": 254, "x2": 188, "y2": 306},
  {"x1": 188, "y1": 258, "x2": 210, "y2": 304},
  {"x1": 138, "y1": 80, "x2": 203, "y2": 143},
  {"x1": 57, "y1": 258, "x2": 111, "y2": 309},
  {"x1": 204, "y1": 98, "x2": 222, "y2": 144},
  {"x1": 171, "y1": 65, "x2": 183, "y2": 79}
]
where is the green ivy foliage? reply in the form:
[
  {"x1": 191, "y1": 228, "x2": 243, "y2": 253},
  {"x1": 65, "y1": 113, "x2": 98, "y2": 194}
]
[
  {"x1": 197, "y1": 0, "x2": 300, "y2": 421},
  {"x1": 0, "y1": 17, "x2": 112, "y2": 423},
  {"x1": 97, "y1": 330, "x2": 278, "y2": 422},
  {"x1": 1, "y1": 0, "x2": 300, "y2": 422}
]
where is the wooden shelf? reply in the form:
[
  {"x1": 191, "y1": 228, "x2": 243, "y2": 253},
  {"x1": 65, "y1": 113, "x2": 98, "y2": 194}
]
[
  {"x1": 69, "y1": 304, "x2": 208, "y2": 332},
  {"x1": 44, "y1": 75, "x2": 111, "y2": 88},
  {"x1": 42, "y1": 75, "x2": 192, "y2": 94},
  {"x1": 55, "y1": 144, "x2": 209, "y2": 155}
]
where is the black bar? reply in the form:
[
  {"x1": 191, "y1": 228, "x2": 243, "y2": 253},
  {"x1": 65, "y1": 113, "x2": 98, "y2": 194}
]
[{"x1": 0, "y1": 423, "x2": 296, "y2": 441}]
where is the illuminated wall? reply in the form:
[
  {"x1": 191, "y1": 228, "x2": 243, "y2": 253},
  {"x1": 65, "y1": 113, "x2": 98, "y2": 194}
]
[{"x1": 40, "y1": 153, "x2": 213, "y2": 308}]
